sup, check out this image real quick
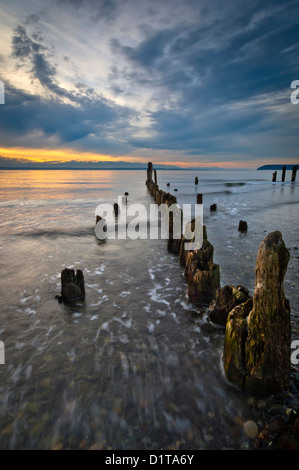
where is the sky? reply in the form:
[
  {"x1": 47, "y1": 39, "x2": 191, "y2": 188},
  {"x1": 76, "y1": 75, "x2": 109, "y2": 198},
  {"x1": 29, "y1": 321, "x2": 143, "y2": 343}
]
[{"x1": 0, "y1": 0, "x2": 298, "y2": 169}]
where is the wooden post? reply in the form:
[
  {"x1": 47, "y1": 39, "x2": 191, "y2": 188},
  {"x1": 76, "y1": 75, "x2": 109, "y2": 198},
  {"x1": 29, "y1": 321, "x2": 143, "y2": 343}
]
[
  {"x1": 291, "y1": 165, "x2": 297, "y2": 182},
  {"x1": 195, "y1": 177, "x2": 198, "y2": 185},
  {"x1": 282, "y1": 166, "x2": 286, "y2": 182},
  {"x1": 272, "y1": 171, "x2": 277, "y2": 182},
  {"x1": 146, "y1": 162, "x2": 153, "y2": 185},
  {"x1": 197, "y1": 193, "x2": 203, "y2": 204},
  {"x1": 154, "y1": 169, "x2": 157, "y2": 184}
]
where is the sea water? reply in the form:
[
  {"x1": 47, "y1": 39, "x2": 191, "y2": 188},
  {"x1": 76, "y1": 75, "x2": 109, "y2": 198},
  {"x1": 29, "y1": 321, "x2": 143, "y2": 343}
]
[{"x1": 0, "y1": 168, "x2": 298, "y2": 450}]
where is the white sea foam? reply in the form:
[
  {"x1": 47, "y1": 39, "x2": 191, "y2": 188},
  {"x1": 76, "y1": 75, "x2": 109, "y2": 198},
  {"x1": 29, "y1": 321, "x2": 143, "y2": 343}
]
[
  {"x1": 114, "y1": 316, "x2": 132, "y2": 329},
  {"x1": 25, "y1": 308, "x2": 36, "y2": 315},
  {"x1": 119, "y1": 291, "x2": 131, "y2": 297},
  {"x1": 157, "y1": 309, "x2": 166, "y2": 316},
  {"x1": 119, "y1": 334, "x2": 130, "y2": 344},
  {"x1": 171, "y1": 312, "x2": 180, "y2": 323},
  {"x1": 26, "y1": 364, "x2": 33, "y2": 380},
  {"x1": 89, "y1": 264, "x2": 106, "y2": 276},
  {"x1": 120, "y1": 353, "x2": 129, "y2": 377},
  {"x1": 148, "y1": 268, "x2": 155, "y2": 280},
  {"x1": 90, "y1": 294, "x2": 108, "y2": 307},
  {"x1": 144, "y1": 304, "x2": 151, "y2": 313},
  {"x1": 148, "y1": 284, "x2": 170, "y2": 308},
  {"x1": 86, "y1": 283, "x2": 100, "y2": 289}
]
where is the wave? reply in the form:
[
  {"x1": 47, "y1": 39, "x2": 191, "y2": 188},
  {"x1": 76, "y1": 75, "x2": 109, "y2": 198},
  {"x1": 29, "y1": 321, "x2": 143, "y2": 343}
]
[
  {"x1": 17, "y1": 226, "x2": 95, "y2": 239},
  {"x1": 225, "y1": 182, "x2": 247, "y2": 187}
]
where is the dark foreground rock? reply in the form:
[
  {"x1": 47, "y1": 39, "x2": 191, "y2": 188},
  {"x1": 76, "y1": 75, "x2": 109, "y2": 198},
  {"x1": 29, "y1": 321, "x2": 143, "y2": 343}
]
[
  {"x1": 274, "y1": 407, "x2": 299, "y2": 450},
  {"x1": 223, "y1": 231, "x2": 291, "y2": 396},
  {"x1": 56, "y1": 268, "x2": 85, "y2": 304}
]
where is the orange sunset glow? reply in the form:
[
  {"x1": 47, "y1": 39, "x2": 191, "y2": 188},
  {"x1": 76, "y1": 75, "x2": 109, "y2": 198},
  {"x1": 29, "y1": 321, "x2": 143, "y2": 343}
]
[
  {"x1": 0, "y1": 147, "x2": 269, "y2": 170},
  {"x1": 0, "y1": 147, "x2": 142, "y2": 164}
]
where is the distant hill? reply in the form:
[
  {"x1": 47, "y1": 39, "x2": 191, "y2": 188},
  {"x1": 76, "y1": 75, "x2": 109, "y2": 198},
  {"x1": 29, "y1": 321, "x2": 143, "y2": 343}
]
[
  {"x1": 0, "y1": 156, "x2": 178, "y2": 170},
  {"x1": 0, "y1": 155, "x2": 230, "y2": 170},
  {"x1": 258, "y1": 164, "x2": 298, "y2": 170}
]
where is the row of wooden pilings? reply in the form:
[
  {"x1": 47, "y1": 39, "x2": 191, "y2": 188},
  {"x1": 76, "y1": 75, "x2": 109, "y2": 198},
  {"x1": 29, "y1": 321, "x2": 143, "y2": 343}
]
[
  {"x1": 145, "y1": 162, "x2": 292, "y2": 401},
  {"x1": 146, "y1": 161, "x2": 220, "y2": 308},
  {"x1": 272, "y1": 165, "x2": 297, "y2": 182}
]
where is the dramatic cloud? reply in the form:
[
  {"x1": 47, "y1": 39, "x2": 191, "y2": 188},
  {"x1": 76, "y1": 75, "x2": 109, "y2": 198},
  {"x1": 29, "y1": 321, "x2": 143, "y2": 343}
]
[{"x1": 0, "y1": 0, "x2": 298, "y2": 167}]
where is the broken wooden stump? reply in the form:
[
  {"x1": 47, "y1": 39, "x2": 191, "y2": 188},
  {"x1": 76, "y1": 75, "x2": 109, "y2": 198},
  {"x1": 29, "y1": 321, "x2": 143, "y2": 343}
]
[
  {"x1": 146, "y1": 161, "x2": 153, "y2": 185},
  {"x1": 57, "y1": 268, "x2": 85, "y2": 304},
  {"x1": 179, "y1": 222, "x2": 207, "y2": 267},
  {"x1": 167, "y1": 206, "x2": 183, "y2": 255},
  {"x1": 196, "y1": 194, "x2": 203, "y2": 204},
  {"x1": 291, "y1": 165, "x2": 297, "y2": 182},
  {"x1": 282, "y1": 166, "x2": 286, "y2": 182},
  {"x1": 238, "y1": 220, "x2": 248, "y2": 232},
  {"x1": 184, "y1": 228, "x2": 220, "y2": 305}
]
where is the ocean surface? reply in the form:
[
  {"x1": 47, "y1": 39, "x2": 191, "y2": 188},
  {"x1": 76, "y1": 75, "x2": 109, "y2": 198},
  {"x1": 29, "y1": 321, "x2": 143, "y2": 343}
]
[{"x1": 0, "y1": 168, "x2": 298, "y2": 450}]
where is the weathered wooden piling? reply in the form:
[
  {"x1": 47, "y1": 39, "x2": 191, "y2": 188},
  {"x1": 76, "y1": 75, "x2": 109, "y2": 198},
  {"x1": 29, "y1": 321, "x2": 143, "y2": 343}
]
[
  {"x1": 223, "y1": 231, "x2": 291, "y2": 396},
  {"x1": 114, "y1": 202, "x2": 120, "y2": 215},
  {"x1": 272, "y1": 171, "x2": 277, "y2": 182},
  {"x1": 146, "y1": 162, "x2": 153, "y2": 185},
  {"x1": 282, "y1": 166, "x2": 286, "y2": 182},
  {"x1": 185, "y1": 236, "x2": 220, "y2": 305},
  {"x1": 195, "y1": 177, "x2": 198, "y2": 185},
  {"x1": 57, "y1": 268, "x2": 85, "y2": 304},
  {"x1": 179, "y1": 222, "x2": 207, "y2": 267},
  {"x1": 154, "y1": 169, "x2": 157, "y2": 184},
  {"x1": 291, "y1": 165, "x2": 297, "y2": 182},
  {"x1": 183, "y1": 224, "x2": 220, "y2": 305},
  {"x1": 238, "y1": 220, "x2": 248, "y2": 232},
  {"x1": 167, "y1": 207, "x2": 183, "y2": 255}
]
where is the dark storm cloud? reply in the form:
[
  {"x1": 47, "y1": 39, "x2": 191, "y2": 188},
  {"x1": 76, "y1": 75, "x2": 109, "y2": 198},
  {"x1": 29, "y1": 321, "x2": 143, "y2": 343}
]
[
  {"x1": 110, "y1": 0, "x2": 299, "y2": 102},
  {"x1": 2, "y1": 0, "x2": 299, "y2": 163},
  {"x1": 107, "y1": 0, "x2": 299, "y2": 160},
  {"x1": 110, "y1": 28, "x2": 178, "y2": 68}
]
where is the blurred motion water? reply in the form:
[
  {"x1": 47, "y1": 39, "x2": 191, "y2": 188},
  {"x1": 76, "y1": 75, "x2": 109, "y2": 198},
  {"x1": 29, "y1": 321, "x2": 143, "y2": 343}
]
[{"x1": 0, "y1": 168, "x2": 298, "y2": 450}]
